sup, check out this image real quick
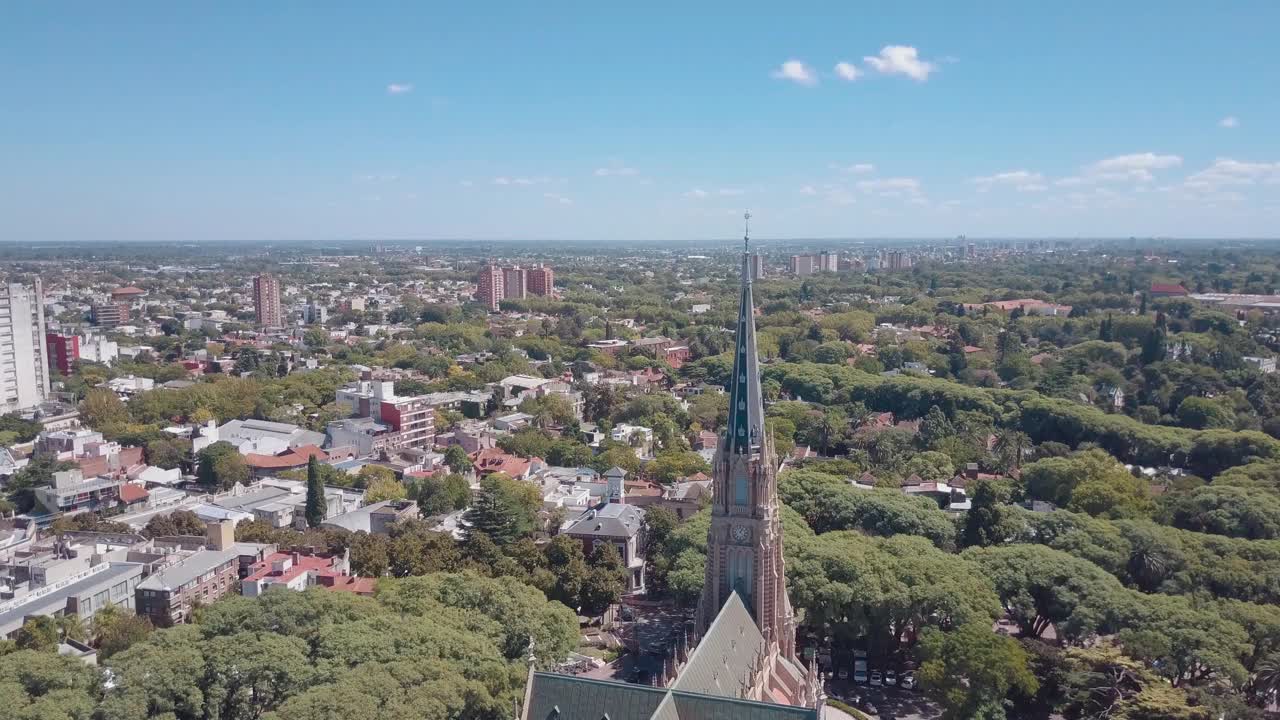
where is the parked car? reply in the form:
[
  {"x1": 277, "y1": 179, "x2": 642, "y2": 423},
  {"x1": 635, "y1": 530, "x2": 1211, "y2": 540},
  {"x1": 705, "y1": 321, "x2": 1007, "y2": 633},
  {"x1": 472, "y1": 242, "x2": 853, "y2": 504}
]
[
  {"x1": 885, "y1": 669, "x2": 898, "y2": 686},
  {"x1": 859, "y1": 698, "x2": 879, "y2": 715},
  {"x1": 837, "y1": 668, "x2": 848, "y2": 680},
  {"x1": 870, "y1": 670, "x2": 883, "y2": 686},
  {"x1": 854, "y1": 659, "x2": 868, "y2": 684},
  {"x1": 901, "y1": 672, "x2": 915, "y2": 690}
]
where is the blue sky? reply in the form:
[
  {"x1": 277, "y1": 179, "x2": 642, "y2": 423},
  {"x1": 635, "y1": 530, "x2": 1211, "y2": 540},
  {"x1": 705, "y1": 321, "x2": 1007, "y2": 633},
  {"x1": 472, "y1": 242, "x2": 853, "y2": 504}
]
[{"x1": 2, "y1": 1, "x2": 1279, "y2": 242}]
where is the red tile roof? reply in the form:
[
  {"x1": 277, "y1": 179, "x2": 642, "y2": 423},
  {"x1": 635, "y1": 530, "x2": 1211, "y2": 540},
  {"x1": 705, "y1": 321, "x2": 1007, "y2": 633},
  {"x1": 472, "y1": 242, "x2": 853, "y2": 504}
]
[
  {"x1": 111, "y1": 286, "x2": 146, "y2": 296},
  {"x1": 245, "y1": 445, "x2": 329, "y2": 470},
  {"x1": 119, "y1": 483, "x2": 149, "y2": 504},
  {"x1": 1150, "y1": 283, "x2": 1188, "y2": 295},
  {"x1": 469, "y1": 447, "x2": 537, "y2": 478}
]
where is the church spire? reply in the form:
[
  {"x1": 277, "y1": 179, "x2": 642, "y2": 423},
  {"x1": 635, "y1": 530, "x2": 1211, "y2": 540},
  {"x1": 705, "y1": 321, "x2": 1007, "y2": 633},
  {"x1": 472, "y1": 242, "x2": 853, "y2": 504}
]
[{"x1": 726, "y1": 211, "x2": 765, "y2": 457}]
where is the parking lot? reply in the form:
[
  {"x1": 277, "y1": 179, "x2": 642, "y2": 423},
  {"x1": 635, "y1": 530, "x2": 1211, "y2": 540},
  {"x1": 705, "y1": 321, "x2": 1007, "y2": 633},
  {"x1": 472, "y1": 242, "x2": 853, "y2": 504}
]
[{"x1": 826, "y1": 683, "x2": 942, "y2": 720}]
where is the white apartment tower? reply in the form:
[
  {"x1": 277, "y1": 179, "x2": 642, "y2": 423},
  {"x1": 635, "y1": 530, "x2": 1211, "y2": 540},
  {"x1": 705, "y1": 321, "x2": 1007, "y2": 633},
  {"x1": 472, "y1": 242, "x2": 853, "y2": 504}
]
[{"x1": 1, "y1": 280, "x2": 51, "y2": 412}]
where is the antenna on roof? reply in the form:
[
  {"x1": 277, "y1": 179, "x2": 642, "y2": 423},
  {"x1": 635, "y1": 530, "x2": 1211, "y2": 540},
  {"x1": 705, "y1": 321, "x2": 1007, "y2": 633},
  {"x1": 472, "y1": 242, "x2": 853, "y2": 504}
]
[{"x1": 743, "y1": 211, "x2": 751, "y2": 253}]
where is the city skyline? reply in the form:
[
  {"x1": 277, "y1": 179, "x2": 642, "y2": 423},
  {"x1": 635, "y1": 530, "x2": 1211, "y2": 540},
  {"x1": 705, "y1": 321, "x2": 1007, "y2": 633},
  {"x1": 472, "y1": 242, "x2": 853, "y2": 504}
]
[{"x1": 3, "y1": 2, "x2": 1279, "y2": 242}]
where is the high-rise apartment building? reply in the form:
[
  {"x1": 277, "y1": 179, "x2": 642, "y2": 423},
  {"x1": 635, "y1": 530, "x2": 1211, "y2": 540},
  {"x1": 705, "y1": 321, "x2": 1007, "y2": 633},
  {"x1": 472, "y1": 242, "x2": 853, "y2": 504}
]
[
  {"x1": 502, "y1": 266, "x2": 528, "y2": 300},
  {"x1": 818, "y1": 251, "x2": 839, "y2": 272},
  {"x1": 789, "y1": 254, "x2": 816, "y2": 276},
  {"x1": 1, "y1": 280, "x2": 51, "y2": 413},
  {"x1": 750, "y1": 253, "x2": 765, "y2": 281},
  {"x1": 45, "y1": 332, "x2": 80, "y2": 376},
  {"x1": 476, "y1": 264, "x2": 504, "y2": 311},
  {"x1": 253, "y1": 274, "x2": 283, "y2": 327},
  {"x1": 526, "y1": 264, "x2": 554, "y2": 296}
]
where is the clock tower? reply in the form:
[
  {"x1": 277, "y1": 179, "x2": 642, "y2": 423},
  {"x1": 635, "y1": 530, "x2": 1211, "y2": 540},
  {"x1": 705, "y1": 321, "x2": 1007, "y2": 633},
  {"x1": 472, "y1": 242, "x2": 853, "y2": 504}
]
[{"x1": 695, "y1": 214, "x2": 798, "y2": 663}]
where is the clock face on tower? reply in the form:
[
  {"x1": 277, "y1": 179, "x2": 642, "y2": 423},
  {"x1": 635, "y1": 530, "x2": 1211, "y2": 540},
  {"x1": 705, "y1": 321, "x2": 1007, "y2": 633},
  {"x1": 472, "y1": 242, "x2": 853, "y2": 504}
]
[{"x1": 732, "y1": 525, "x2": 751, "y2": 543}]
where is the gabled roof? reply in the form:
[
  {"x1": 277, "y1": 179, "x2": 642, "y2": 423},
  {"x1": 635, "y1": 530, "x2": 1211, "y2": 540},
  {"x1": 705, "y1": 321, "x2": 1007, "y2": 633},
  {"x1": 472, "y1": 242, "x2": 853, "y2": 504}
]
[{"x1": 521, "y1": 594, "x2": 816, "y2": 720}]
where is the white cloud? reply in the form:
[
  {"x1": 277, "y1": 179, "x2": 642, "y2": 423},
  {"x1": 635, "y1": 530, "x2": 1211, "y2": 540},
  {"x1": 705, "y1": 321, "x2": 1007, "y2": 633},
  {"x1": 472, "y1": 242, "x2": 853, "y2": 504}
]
[
  {"x1": 594, "y1": 166, "x2": 639, "y2": 177},
  {"x1": 771, "y1": 60, "x2": 818, "y2": 86},
  {"x1": 972, "y1": 170, "x2": 1046, "y2": 192},
  {"x1": 684, "y1": 187, "x2": 744, "y2": 199},
  {"x1": 1220, "y1": 116, "x2": 1240, "y2": 129},
  {"x1": 543, "y1": 192, "x2": 572, "y2": 205},
  {"x1": 831, "y1": 162, "x2": 875, "y2": 174},
  {"x1": 834, "y1": 61, "x2": 863, "y2": 81},
  {"x1": 1089, "y1": 152, "x2": 1182, "y2": 174},
  {"x1": 1185, "y1": 157, "x2": 1280, "y2": 190},
  {"x1": 493, "y1": 176, "x2": 549, "y2": 186},
  {"x1": 386, "y1": 83, "x2": 413, "y2": 95},
  {"x1": 459, "y1": 180, "x2": 474, "y2": 187},
  {"x1": 863, "y1": 46, "x2": 937, "y2": 81},
  {"x1": 799, "y1": 185, "x2": 818, "y2": 196},
  {"x1": 856, "y1": 177, "x2": 922, "y2": 196}
]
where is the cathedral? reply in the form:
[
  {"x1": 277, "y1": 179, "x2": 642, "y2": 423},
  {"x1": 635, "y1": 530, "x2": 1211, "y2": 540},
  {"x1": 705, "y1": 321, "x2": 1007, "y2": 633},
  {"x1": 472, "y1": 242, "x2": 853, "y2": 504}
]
[{"x1": 521, "y1": 224, "x2": 821, "y2": 720}]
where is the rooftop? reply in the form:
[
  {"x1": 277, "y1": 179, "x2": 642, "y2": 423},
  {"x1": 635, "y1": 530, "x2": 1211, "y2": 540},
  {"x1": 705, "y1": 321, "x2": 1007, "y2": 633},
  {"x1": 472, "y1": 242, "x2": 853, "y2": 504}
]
[{"x1": 137, "y1": 547, "x2": 240, "y2": 591}]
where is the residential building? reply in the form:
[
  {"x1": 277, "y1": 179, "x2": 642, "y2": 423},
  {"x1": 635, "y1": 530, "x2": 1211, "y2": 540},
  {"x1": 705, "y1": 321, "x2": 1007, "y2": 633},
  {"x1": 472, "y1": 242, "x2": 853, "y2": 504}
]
[
  {"x1": 302, "y1": 301, "x2": 328, "y2": 325},
  {"x1": 240, "y1": 549, "x2": 351, "y2": 597},
  {"x1": 789, "y1": 254, "x2": 816, "y2": 276},
  {"x1": 526, "y1": 263, "x2": 554, "y2": 296},
  {"x1": 1245, "y1": 356, "x2": 1278, "y2": 374},
  {"x1": 1150, "y1": 282, "x2": 1189, "y2": 298},
  {"x1": 91, "y1": 302, "x2": 128, "y2": 327},
  {"x1": 503, "y1": 266, "x2": 528, "y2": 299},
  {"x1": 79, "y1": 330, "x2": 119, "y2": 365},
  {"x1": 135, "y1": 547, "x2": 243, "y2": 627},
  {"x1": 586, "y1": 338, "x2": 629, "y2": 355},
  {"x1": 1, "y1": 280, "x2": 51, "y2": 413},
  {"x1": 253, "y1": 273, "x2": 283, "y2": 327},
  {"x1": 34, "y1": 469, "x2": 127, "y2": 515},
  {"x1": 562, "y1": 467, "x2": 646, "y2": 590},
  {"x1": 321, "y1": 499, "x2": 418, "y2": 534},
  {"x1": 45, "y1": 332, "x2": 79, "y2": 375},
  {"x1": 476, "y1": 264, "x2": 504, "y2": 311},
  {"x1": 0, "y1": 562, "x2": 145, "y2": 640},
  {"x1": 750, "y1": 252, "x2": 765, "y2": 280},
  {"x1": 818, "y1": 250, "x2": 838, "y2": 272}
]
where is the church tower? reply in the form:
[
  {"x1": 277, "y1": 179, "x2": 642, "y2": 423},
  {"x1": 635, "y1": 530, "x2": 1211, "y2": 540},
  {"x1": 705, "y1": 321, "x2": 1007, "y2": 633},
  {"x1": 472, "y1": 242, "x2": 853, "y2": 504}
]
[{"x1": 696, "y1": 214, "x2": 798, "y2": 663}]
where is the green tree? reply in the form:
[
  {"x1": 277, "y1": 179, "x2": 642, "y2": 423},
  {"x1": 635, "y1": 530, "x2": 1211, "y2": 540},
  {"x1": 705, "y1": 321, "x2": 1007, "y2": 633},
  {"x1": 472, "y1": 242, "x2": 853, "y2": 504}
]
[
  {"x1": 463, "y1": 473, "x2": 539, "y2": 547},
  {"x1": 143, "y1": 509, "x2": 207, "y2": 538},
  {"x1": 305, "y1": 455, "x2": 328, "y2": 527},
  {"x1": 414, "y1": 473, "x2": 471, "y2": 516},
  {"x1": 581, "y1": 542, "x2": 628, "y2": 617},
  {"x1": 443, "y1": 444, "x2": 471, "y2": 474},
  {"x1": 196, "y1": 440, "x2": 250, "y2": 490},
  {"x1": 646, "y1": 450, "x2": 710, "y2": 483},
  {"x1": 363, "y1": 476, "x2": 408, "y2": 504},
  {"x1": 15, "y1": 616, "x2": 59, "y2": 651},
  {"x1": 963, "y1": 544, "x2": 1127, "y2": 642},
  {"x1": 916, "y1": 623, "x2": 1039, "y2": 720},
  {"x1": 961, "y1": 480, "x2": 1015, "y2": 548}
]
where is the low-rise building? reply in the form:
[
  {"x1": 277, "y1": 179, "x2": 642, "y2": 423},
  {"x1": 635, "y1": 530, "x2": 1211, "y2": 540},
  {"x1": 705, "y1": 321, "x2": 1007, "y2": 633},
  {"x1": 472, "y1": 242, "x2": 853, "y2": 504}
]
[
  {"x1": 240, "y1": 549, "x2": 351, "y2": 597},
  {"x1": 562, "y1": 468, "x2": 645, "y2": 590}
]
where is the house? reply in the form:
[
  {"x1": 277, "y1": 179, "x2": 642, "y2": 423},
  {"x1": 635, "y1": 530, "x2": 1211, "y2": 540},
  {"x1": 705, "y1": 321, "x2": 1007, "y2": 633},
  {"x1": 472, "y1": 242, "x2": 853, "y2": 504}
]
[
  {"x1": 240, "y1": 549, "x2": 354, "y2": 597},
  {"x1": 1245, "y1": 356, "x2": 1277, "y2": 374},
  {"x1": 1150, "y1": 282, "x2": 1189, "y2": 298},
  {"x1": 494, "y1": 412, "x2": 534, "y2": 431},
  {"x1": 470, "y1": 447, "x2": 543, "y2": 480},
  {"x1": 320, "y1": 499, "x2": 419, "y2": 534},
  {"x1": 34, "y1": 469, "x2": 127, "y2": 514},
  {"x1": 562, "y1": 467, "x2": 646, "y2": 591}
]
